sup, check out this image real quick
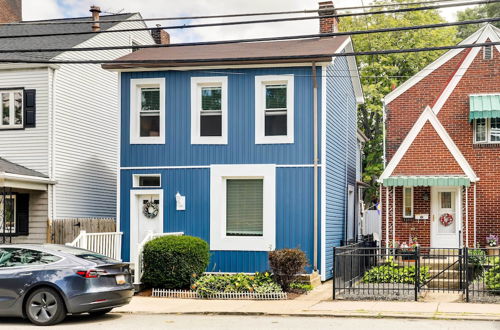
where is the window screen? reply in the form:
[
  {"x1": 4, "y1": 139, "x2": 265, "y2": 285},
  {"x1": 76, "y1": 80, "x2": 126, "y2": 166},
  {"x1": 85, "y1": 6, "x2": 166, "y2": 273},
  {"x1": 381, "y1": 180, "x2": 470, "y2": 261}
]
[
  {"x1": 140, "y1": 87, "x2": 160, "y2": 137},
  {"x1": 226, "y1": 179, "x2": 263, "y2": 236},
  {"x1": 475, "y1": 118, "x2": 487, "y2": 142},
  {"x1": 264, "y1": 84, "x2": 287, "y2": 136}
]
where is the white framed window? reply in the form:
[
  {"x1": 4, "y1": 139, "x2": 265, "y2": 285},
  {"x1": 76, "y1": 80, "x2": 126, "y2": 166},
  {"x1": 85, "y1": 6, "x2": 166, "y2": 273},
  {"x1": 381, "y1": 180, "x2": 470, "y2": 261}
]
[
  {"x1": 473, "y1": 118, "x2": 500, "y2": 144},
  {"x1": 0, "y1": 195, "x2": 16, "y2": 234},
  {"x1": 133, "y1": 174, "x2": 161, "y2": 188},
  {"x1": 130, "y1": 78, "x2": 165, "y2": 144},
  {"x1": 210, "y1": 164, "x2": 276, "y2": 251},
  {"x1": 483, "y1": 45, "x2": 493, "y2": 60},
  {"x1": 255, "y1": 75, "x2": 294, "y2": 144},
  {"x1": 1, "y1": 90, "x2": 23, "y2": 129},
  {"x1": 190, "y1": 76, "x2": 228, "y2": 144},
  {"x1": 403, "y1": 186, "x2": 413, "y2": 218}
]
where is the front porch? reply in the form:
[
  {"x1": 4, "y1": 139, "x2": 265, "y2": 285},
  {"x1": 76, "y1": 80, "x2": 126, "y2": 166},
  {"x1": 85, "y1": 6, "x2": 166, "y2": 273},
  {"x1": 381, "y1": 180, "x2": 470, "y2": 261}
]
[{"x1": 380, "y1": 176, "x2": 477, "y2": 248}]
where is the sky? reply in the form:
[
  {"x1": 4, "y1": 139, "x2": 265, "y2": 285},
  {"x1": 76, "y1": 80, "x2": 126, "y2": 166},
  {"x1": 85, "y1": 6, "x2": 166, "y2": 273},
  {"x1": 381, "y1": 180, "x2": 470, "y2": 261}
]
[{"x1": 22, "y1": 0, "x2": 475, "y2": 43}]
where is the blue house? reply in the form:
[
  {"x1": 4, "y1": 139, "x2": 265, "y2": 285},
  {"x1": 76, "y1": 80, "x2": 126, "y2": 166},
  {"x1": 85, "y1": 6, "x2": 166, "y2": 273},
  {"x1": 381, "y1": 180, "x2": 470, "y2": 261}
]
[{"x1": 105, "y1": 1, "x2": 364, "y2": 281}]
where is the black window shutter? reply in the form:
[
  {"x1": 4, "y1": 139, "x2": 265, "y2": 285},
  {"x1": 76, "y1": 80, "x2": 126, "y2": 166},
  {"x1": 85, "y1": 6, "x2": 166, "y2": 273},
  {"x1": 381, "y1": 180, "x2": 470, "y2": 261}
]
[
  {"x1": 16, "y1": 194, "x2": 30, "y2": 236},
  {"x1": 24, "y1": 89, "x2": 36, "y2": 128}
]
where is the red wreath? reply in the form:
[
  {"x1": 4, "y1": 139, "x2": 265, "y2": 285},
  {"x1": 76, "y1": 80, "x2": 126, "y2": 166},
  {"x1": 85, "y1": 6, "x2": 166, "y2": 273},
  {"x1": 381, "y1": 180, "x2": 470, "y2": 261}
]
[{"x1": 439, "y1": 213, "x2": 454, "y2": 226}]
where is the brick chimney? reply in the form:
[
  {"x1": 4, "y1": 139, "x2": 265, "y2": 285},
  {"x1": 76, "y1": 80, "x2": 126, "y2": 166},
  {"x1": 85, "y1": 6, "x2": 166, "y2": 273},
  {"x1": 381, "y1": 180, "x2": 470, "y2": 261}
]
[
  {"x1": 151, "y1": 24, "x2": 170, "y2": 45},
  {"x1": 0, "y1": 0, "x2": 22, "y2": 23},
  {"x1": 318, "y1": 1, "x2": 339, "y2": 33},
  {"x1": 90, "y1": 5, "x2": 101, "y2": 32}
]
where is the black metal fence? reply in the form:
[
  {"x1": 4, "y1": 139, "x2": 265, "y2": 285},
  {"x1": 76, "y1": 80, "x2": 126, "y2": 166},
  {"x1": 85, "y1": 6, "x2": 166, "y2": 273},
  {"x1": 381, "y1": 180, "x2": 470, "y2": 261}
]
[{"x1": 333, "y1": 244, "x2": 500, "y2": 302}]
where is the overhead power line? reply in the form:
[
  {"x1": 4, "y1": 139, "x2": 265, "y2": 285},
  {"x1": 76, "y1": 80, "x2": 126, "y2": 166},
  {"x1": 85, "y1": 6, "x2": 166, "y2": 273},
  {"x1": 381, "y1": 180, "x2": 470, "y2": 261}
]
[
  {"x1": 0, "y1": 0, "x2": 496, "y2": 40},
  {"x1": 2, "y1": 41, "x2": 498, "y2": 65},
  {"x1": 0, "y1": 17, "x2": 497, "y2": 54},
  {"x1": 6, "y1": 0, "x2": 477, "y2": 26}
]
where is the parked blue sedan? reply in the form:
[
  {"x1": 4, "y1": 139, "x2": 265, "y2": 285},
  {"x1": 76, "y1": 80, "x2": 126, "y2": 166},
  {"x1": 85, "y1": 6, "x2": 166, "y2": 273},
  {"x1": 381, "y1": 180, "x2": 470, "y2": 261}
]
[{"x1": 0, "y1": 244, "x2": 133, "y2": 325}]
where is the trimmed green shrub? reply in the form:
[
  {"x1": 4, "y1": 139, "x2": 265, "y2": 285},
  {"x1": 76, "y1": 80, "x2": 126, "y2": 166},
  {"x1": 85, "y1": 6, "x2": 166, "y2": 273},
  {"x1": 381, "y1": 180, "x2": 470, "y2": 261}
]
[
  {"x1": 141, "y1": 235, "x2": 210, "y2": 289},
  {"x1": 485, "y1": 264, "x2": 500, "y2": 293},
  {"x1": 468, "y1": 249, "x2": 487, "y2": 266},
  {"x1": 289, "y1": 282, "x2": 313, "y2": 293},
  {"x1": 192, "y1": 272, "x2": 282, "y2": 297},
  {"x1": 268, "y1": 248, "x2": 308, "y2": 291},
  {"x1": 362, "y1": 259, "x2": 430, "y2": 284}
]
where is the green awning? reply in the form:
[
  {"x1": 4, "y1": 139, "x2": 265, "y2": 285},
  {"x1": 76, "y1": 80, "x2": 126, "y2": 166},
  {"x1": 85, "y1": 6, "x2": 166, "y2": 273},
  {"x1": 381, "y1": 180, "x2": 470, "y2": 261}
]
[
  {"x1": 469, "y1": 94, "x2": 500, "y2": 121},
  {"x1": 383, "y1": 176, "x2": 470, "y2": 187}
]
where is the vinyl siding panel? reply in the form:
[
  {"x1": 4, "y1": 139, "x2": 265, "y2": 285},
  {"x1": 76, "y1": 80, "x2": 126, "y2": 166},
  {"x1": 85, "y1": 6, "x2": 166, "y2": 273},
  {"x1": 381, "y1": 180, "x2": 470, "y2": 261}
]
[
  {"x1": 52, "y1": 16, "x2": 154, "y2": 218},
  {"x1": 0, "y1": 67, "x2": 49, "y2": 174},
  {"x1": 120, "y1": 167, "x2": 315, "y2": 272},
  {"x1": 323, "y1": 56, "x2": 358, "y2": 279}
]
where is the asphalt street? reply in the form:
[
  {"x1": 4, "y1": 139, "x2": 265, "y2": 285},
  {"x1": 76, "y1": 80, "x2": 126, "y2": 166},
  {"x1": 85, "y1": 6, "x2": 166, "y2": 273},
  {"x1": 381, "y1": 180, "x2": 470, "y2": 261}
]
[{"x1": 1, "y1": 314, "x2": 499, "y2": 329}]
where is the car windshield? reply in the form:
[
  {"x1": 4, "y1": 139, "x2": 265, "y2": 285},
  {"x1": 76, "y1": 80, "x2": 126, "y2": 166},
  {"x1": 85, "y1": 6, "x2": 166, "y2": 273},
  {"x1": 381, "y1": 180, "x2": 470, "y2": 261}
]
[{"x1": 42, "y1": 245, "x2": 119, "y2": 264}]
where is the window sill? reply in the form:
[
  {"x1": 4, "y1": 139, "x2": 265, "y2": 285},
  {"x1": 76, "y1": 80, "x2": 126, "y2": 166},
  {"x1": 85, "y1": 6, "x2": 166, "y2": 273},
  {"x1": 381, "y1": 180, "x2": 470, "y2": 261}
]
[
  {"x1": 255, "y1": 136, "x2": 294, "y2": 144},
  {"x1": 0, "y1": 126, "x2": 25, "y2": 131},
  {"x1": 210, "y1": 235, "x2": 275, "y2": 251},
  {"x1": 191, "y1": 136, "x2": 227, "y2": 145},
  {"x1": 130, "y1": 136, "x2": 165, "y2": 145},
  {"x1": 473, "y1": 143, "x2": 500, "y2": 149}
]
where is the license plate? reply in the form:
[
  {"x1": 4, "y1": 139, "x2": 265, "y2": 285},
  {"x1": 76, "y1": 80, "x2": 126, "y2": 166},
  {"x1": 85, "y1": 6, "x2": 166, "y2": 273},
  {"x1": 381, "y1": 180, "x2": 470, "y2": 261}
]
[{"x1": 115, "y1": 275, "x2": 126, "y2": 285}]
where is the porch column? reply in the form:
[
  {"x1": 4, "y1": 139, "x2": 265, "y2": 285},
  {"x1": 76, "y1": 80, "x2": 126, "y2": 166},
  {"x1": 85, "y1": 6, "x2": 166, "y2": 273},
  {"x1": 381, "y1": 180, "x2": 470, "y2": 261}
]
[
  {"x1": 473, "y1": 182, "x2": 477, "y2": 248},
  {"x1": 392, "y1": 186, "x2": 396, "y2": 247},
  {"x1": 465, "y1": 186, "x2": 469, "y2": 247},
  {"x1": 385, "y1": 186, "x2": 389, "y2": 248}
]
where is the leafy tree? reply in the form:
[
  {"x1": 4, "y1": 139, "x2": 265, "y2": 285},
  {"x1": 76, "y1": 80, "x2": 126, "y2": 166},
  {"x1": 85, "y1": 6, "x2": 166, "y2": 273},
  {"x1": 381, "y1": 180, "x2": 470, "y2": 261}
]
[
  {"x1": 456, "y1": 3, "x2": 500, "y2": 40},
  {"x1": 338, "y1": 0, "x2": 457, "y2": 204}
]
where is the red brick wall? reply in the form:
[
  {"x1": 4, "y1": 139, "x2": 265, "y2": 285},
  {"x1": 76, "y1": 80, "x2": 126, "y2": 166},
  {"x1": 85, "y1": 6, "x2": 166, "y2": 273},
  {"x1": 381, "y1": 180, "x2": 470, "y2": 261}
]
[
  {"x1": 0, "y1": 0, "x2": 22, "y2": 23},
  {"x1": 383, "y1": 45, "x2": 500, "y2": 247}
]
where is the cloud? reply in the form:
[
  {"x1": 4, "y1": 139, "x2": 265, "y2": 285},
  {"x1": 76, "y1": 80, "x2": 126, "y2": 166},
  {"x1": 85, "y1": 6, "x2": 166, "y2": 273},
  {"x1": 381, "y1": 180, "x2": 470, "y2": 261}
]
[{"x1": 23, "y1": 0, "x2": 65, "y2": 20}]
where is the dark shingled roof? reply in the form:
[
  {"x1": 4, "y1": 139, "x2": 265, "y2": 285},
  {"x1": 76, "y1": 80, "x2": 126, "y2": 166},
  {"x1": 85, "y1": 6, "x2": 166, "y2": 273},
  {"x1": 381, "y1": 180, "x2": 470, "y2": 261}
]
[
  {"x1": 103, "y1": 36, "x2": 350, "y2": 69},
  {"x1": 0, "y1": 13, "x2": 137, "y2": 62},
  {"x1": 0, "y1": 157, "x2": 48, "y2": 178}
]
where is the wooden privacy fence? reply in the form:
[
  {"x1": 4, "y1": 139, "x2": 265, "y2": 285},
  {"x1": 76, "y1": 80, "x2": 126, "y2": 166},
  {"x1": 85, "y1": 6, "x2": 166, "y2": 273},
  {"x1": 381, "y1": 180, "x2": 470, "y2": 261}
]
[{"x1": 50, "y1": 218, "x2": 116, "y2": 244}]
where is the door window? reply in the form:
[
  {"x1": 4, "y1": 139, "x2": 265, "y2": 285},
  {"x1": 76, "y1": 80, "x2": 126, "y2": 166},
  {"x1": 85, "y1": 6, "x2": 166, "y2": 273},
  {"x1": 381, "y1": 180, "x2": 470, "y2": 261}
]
[{"x1": 438, "y1": 191, "x2": 456, "y2": 234}]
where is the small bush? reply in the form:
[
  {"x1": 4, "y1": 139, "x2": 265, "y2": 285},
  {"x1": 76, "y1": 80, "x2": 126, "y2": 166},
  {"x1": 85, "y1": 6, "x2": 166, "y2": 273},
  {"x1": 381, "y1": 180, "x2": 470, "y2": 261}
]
[
  {"x1": 468, "y1": 249, "x2": 487, "y2": 266},
  {"x1": 192, "y1": 272, "x2": 282, "y2": 297},
  {"x1": 485, "y1": 264, "x2": 500, "y2": 293},
  {"x1": 141, "y1": 235, "x2": 210, "y2": 289},
  {"x1": 362, "y1": 259, "x2": 430, "y2": 284},
  {"x1": 289, "y1": 282, "x2": 313, "y2": 293},
  {"x1": 268, "y1": 248, "x2": 308, "y2": 291}
]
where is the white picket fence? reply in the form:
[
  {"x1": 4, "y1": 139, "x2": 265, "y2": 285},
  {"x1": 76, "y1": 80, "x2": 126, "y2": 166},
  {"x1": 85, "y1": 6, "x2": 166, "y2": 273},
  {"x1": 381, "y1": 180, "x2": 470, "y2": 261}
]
[
  {"x1": 67, "y1": 230, "x2": 123, "y2": 261},
  {"x1": 152, "y1": 288, "x2": 288, "y2": 300},
  {"x1": 134, "y1": 231, "x2": 184, "y2": 285}
]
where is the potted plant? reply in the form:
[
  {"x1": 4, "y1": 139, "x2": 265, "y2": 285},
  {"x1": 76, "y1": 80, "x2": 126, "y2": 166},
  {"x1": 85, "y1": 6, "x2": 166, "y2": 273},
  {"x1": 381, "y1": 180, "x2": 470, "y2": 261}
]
[
  {"x1": 399, "y1": 237, "x2": 419, "y2": 261},
  {"x1": 486, "y1": 234, "x2": 499, "y2": 256}
]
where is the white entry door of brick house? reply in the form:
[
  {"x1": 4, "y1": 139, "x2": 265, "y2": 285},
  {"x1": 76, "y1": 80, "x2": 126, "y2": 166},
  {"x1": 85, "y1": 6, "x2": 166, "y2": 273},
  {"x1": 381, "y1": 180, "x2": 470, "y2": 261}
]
[{"x1": 431, "y1": 187, "x2": 461, "y2": 248}]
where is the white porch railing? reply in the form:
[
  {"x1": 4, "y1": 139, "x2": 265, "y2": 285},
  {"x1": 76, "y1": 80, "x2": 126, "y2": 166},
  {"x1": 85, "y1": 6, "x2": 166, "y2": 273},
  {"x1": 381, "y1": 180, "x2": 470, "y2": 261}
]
[
  {"x1": 134, "y1": 231, "x2": 184, "y2": 285},
  {"x1": 66, "y1": 230, "x2": 123, "y2": 261}
]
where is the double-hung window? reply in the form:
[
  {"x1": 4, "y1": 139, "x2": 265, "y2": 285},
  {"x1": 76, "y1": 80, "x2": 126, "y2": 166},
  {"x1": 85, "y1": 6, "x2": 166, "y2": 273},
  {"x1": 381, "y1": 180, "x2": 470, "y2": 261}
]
[
  {"x1": 130, "y1": 78, "x2": 165, "y2": 144},
  {"x1": 255, "y1": 75, "x2": 294, "y2": 144},
  {"x1": 0, "y1": 195, "x2": 16, "y2": 234},
  {"x1": 210, "y1": 164, "x2": 276, "y2": 251},
  {"x1": 402, "y1": 186, "x2": 413, "y2": 218},
  {"x1": 1, "y1": 90, "x2": 23, "y2": 129},
  {"x1": 474, "y1": 118, "x2": 500, "y2": 144},
  {"x1": 191, "y1": 77, "x2": 228, "y2": 144}
]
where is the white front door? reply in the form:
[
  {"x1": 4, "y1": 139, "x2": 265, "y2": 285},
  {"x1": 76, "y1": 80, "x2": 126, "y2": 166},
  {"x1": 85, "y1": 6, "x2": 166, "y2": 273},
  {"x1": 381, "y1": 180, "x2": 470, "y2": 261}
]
[
  {"x1": 130, "y1": 190, "x2": 163, "y2": 264},
  {"x1": 431, "y1": 187, "x2": 461, "y2": 248}
]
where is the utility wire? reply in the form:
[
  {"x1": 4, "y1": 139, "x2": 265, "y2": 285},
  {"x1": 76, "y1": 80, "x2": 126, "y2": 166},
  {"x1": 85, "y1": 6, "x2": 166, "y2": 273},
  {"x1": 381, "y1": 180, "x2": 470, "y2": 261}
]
[
  {"x1": 5, "y1": 0, "x2": 489, "y2": 26},
  {"x1": 0, "y1": 0, "x2": 496, "y2": 40},
  {"x1": 0, "y1": 17, "x2": 497, "y2": 53},
  {"x1": 1, "y1": 41, "x2": 497, "y2": 64}
]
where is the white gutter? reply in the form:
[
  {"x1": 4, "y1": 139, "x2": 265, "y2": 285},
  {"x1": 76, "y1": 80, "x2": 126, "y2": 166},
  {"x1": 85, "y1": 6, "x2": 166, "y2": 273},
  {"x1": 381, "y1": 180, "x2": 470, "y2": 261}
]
[{"x1": 0, "y1": 172, "x2": 57, "y2": 185}]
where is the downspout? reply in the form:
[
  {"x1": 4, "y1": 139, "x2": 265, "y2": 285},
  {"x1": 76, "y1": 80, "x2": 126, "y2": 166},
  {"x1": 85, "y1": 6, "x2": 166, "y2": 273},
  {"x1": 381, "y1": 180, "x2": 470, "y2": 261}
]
[
  {"x1": 473, "y1": 182, "x2": 477, "y2": 248},
  {"x1": 312, "y1": 62, "x2": 319, "y2": 271}
]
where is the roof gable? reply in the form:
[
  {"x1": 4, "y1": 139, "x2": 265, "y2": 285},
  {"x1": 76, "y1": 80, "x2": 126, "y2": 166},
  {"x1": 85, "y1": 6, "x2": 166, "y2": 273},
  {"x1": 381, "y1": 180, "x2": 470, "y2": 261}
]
[
  {"x1": 379, "y1": 106, "x2": 478, "y2": 182},
  {"x1": 385, "y1": 24, "x2": 500, "y2": 105}
]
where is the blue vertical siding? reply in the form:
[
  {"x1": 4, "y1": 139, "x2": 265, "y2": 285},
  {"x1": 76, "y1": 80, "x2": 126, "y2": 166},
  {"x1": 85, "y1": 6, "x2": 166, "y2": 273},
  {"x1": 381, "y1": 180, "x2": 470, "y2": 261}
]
[
  {"x1": 120, "y1": 167, "x2": 315, "y2": 273},
  {"x1": 324, "y1": 56, "x2": 358, "y2": 279}
]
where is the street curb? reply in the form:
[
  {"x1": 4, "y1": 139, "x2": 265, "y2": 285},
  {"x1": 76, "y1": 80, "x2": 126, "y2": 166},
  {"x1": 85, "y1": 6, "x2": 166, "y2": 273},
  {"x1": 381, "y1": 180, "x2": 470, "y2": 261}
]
[{"x1": 112, "y1": 310, "x2": 500, "y2": 322}]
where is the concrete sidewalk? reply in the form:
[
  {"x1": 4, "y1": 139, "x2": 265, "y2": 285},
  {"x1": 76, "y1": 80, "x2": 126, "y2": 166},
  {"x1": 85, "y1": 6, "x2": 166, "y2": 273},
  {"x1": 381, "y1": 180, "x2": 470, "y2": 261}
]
[{"x1": 114, "y1": 282, "x2": 500, "y2": 321}]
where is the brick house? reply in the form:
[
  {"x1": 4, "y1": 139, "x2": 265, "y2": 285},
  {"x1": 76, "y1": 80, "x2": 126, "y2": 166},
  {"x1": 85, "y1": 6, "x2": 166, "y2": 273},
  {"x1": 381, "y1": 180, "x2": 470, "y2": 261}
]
[{"x1": 379, "y1": 24, "x2": 499, "y2": 249}]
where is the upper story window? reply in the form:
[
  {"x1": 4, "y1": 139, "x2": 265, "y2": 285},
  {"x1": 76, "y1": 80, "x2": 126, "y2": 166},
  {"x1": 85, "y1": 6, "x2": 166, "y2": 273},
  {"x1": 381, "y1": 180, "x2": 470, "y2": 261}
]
[
  {"x1": 474, "y1": 118, "x2": 500, "y2": 144},
  {"x1": 255, "y1": 75, "x2": 294, "y2": 144},
  {"x1": 130, "y1": 78, "x2": 165, "y2": 144},
  {"x1": 483, "y1": 45, "x2": 493, "y2": 60},
  {"x1": 191, "y1": 77, "x2": 228, "y2": 144},
  {"x1": 1, "y1": 90, "x2": 23, "y2": 129}
]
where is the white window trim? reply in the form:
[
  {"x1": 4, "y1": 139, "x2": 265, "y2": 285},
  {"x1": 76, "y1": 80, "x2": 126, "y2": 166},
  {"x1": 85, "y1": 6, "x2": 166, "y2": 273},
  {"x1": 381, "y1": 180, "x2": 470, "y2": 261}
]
[
  {"x1": 473, "y1": 118, "x2": 500, "y2": 144},
  {"x1": 132, "y1": 174, "x2": 161, "y2": 188},
  {"x1": 190, "y1": 76, "x2": 228, "y2": 145},
  {"x1": 0, "y1": 89, "x2": 23, "y2": 129},
  {"x1": 483, "y1": 45, "x2": 493, "y2": 60},
  {"x1": 255, "y1": 75, "x2": 294, "y2": 144},
  {"x1": 0, "y1": 194, "x2": 16, "y2": 233},
  {"x1": 402, "y1": 186, "x2": 414, "y2": 218},
  {"x1": 210, "y1": 164, "x2": 276, "y2": 251},
  {"x1": 130, "y1": 78, "x2": 165, "y2": 144}
]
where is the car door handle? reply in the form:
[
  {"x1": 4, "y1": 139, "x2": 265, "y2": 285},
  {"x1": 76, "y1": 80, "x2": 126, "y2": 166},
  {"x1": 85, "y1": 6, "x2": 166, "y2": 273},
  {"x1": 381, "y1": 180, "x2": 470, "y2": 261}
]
[{"x1": 19, "y1": 272, "x2": 32, "y2": 276}]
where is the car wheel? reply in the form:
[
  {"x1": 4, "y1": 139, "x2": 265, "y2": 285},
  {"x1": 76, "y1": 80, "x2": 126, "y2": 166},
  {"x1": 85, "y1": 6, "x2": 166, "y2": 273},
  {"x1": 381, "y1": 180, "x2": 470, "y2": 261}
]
[
  {"x1": 88, "y1": 308, "x2": 113, "y2": 316},
  {"x1": 25, "y1": 287, "x2": 66, "y2": 326}
]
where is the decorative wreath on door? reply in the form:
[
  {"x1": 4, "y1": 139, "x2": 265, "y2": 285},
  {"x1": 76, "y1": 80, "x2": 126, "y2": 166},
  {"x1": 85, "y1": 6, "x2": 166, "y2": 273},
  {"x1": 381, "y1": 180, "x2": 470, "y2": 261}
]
[
  {"x1": 143, "y1": 200, "x2": 159, "y2": 219},
  {"x1": 439, "y1": 213, "x2": 454, "y2": 227}
]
